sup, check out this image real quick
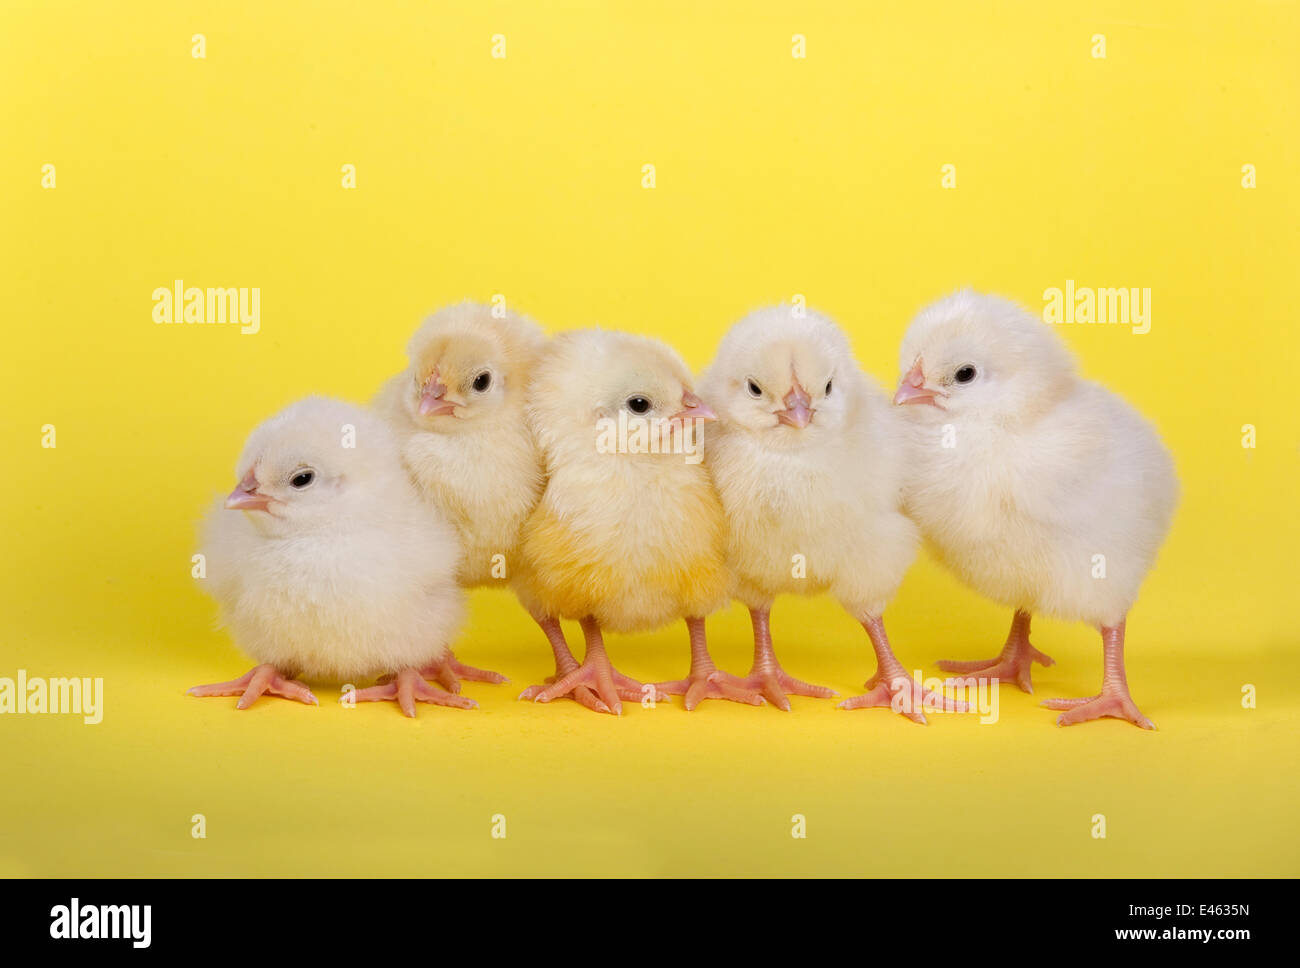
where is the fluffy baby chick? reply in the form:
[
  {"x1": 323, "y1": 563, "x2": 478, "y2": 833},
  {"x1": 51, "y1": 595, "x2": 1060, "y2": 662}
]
[
  {"x1": 894, "y1": 290, "x2": 1178, "y2": 728},
  {"x1": 189, "y1": 397, "x2": 472, "y2": 717},
  {"x1": 703, "y1": 307, "x2": 963, "y2": 722},
  {"x1": 516, "y1": 329, "x2": 744, "y2": 715},
  {"x1": 375, "y1": 302, "x2": 562, "y2": 694}
]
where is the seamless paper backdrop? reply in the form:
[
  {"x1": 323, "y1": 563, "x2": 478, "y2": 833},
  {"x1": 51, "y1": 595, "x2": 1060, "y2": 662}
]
[{"x1": 1, "y1": 0, "x2": 1297, "y2": 876}]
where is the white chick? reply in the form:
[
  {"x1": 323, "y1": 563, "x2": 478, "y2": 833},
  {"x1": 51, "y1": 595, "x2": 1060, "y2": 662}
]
[
  {"x1": 375, "y1": 302, "x2": 568, "y2": 696},
  {"x1": 516, "y1": 329, "x2": 742, "y2": 715},
  {"x1": 189, "y1": 396, "x2": 472, "y2": 717},
  {"x1": 703, "y1": 306, "x2": 964, "y2": 722},
  {"x1": 894, "y1": 289, "x2": 1178, "y2": 728}
]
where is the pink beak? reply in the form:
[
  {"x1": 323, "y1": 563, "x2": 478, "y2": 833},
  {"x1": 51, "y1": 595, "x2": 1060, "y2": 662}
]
[
  {"x1": 776, "y1": 381, "x2": 813, "y2": 429},
  {"x1": 669, "y1": 389, "x2": 717, "y2": 422},
  {"x1": 893, "y1": 360, "x2": 943, "y2": 407},
  {"x1": 225, "y1": 468, "x2": 271, "y2": 512},
  {"x1": 418, "y1": 371, "x2": 457, "y2": 417}
]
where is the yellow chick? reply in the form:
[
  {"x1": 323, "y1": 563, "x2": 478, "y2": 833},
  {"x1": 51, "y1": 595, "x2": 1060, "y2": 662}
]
[
  {"x1": 376, "y1": 301, "x2": 585, "y2": 695},
  {"x1": 702, "y1": 307, "x2": 964, "y2": 721},
  {"x1": 189, "y1": 397, "x2": 472, "y2": 718},
  {"x1": 516, "y1": 329, "x2": 749, "y2": 715}
]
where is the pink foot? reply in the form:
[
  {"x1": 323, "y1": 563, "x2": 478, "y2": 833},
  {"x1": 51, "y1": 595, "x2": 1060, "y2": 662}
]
[
  {"x1": 1042, "y1": 689, "x2": 1155, "y2": 729},
  {"x1": 839, "y1": 668, "x2": 969, "y2": 724},
  {"x1": 840, "y1": 615, "x2": 969, "y2": 724},
  {"x1": 735, "y1": 666, "x2": 836, "y2": 712},
  {"x1": 348, "y1": 667, "x2": 476, "y2": 718},
  {"x1": 531, "y1": 659, "x2": 657, "y2": 716},
  {"x1": 937, "y1": 610, "x2": 1053, "y2": 694},
  {"x1": 518, "y1": 666, "x2": 611, "y2": 714},
  {"x1": 737, "y1": 608, "x2": 836, "y2": 711},
  {"x1": 187, "y1": 664, "x2": 317, "y2": 710},
  {"x1": 1040, "y1": 619, "x2": 1154, "y2": 729},
  {"x1": 417, "y1": 649, "x2": 509, "y2": 693},
  {"x1": 517, "y1": 616, "x2": 613, "y2": 714},
  {"x1": 610, "y1": 668, "x2": 668, "y2": 704},
  {"x1": 530, "y1": 617, "x2": 633, "y2": 716},
  {"x1": 655, "y1": 670, "x2": 765, "y2": 711}
]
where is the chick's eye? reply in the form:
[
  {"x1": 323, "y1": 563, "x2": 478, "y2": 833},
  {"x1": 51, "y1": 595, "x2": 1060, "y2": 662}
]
[
  {"x1": 825, "y1": 379, "x2": 833, "y2": 395},
  {"x1": 626, "y1": 396, "x2": 651, "y2": 415},
  {"x1": 290, "y1": 470, "x2": 315, "y2": 489},
  {"x1": 472, "y1": 371, "x2": 492, "y2": 393},
  {"x1": 746, "y1": 379, "x2": 762, "y2": 398},
  {"x1": 954, "y1": 365, "x2": 977, "y2": 384}
]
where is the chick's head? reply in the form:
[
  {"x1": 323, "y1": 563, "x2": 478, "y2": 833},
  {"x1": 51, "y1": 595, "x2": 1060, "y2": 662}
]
[
  {"x1": 226, "y1": 396, "x2": 402, "y2": 536},
  {"x1": 895, "y1": 289, "x2": 1076, "y2": 425},
  {"x1": 527, "y1": 329, "x2": 715, "y2": 460},
  {"x1": 703, "y1": 306, "x2": 857, "y2": 443},
  {"x1": 402, "y1": 303, "x2": 545, "y2": 434}
]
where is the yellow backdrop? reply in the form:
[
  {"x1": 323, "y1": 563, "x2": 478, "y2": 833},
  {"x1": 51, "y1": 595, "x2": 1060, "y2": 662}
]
[{"x1": 1, "y1": 1, "x2": 1296, "y2": 877}]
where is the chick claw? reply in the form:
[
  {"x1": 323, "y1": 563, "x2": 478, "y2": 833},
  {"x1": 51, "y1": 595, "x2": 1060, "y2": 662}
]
[
  {"x1": 1042, "y1": 690, "x2": 1155, "y2": 730},
  {"x1": 938, "y1": 611, "x2": 1054, "y2": 694},
  {"x1": 348, "y1": 667, "x2": 476, "y2": 718},
  {"x1": 655, "y1": 670, "x2": 765, "y2": 711},
  {"x1": 187, "y1": 664, "x2": 318, "y2": 710},
  {"x1": 417, "y1": 650, "x2": 509, "y2": 694},
  {"x1": 839, "y1": 671, "x2": 969, "y2": 725},
  {"x1": 735, "y1": 668, "x2": 837, "y2": 712},
  {"x1": 518, "y1": 677, "x2": 609, "y2": 715}
]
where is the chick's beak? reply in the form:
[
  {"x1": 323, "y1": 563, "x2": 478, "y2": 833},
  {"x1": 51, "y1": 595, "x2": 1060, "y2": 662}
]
[
  {"x1": 776, "y1": 381, "x2": 813, "y2": 429},
  {"x1": 225, "y1": 468, "x2": 271, "y2": 512},
  {"x1": 669, "y1": 389, "x2": 717, "y2": 422},
  {"x1": 418, "y1": 371, "x2": 457, "y2": 417},
  {"x1": 893, "y1": 360, "x2": 942, "y2": 407}
]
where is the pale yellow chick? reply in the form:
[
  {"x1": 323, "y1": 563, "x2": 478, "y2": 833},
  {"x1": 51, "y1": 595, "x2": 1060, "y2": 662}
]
[
  {"x1": 516, "y1": 329, "x2": 750, "y2": 715},
  {"x1": 375, "y1": 302, "x2": 569, "y2": 692}
]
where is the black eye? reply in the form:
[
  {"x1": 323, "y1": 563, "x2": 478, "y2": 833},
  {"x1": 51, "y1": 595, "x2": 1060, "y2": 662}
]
[
  {"x1": 290, "y1": 470, "x2": 315, "y2": 489},
  {"x1": 472, "y1": 371, "x2": 492, "y2": 393},
  {"x1": 627, "y1": 396, "x2": 651, "y2": 415},
  {"x1": 746, "y1": 379, "x2": 762, "y2": 398},
  {"x1": 825, "y1": 379, "x2": 833, "y2": 395},
  {"x1": 954, "y1": 365, "x2": 977, "y2": 384}
]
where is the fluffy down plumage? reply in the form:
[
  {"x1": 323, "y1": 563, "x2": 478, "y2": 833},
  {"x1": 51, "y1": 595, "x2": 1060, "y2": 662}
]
[
  {"x1": 373, "y1": 301, "x2": 546, "y2": 588},
  {"x1": 199, "y1": 396, "x2": 464, "y2": 682},
  {"x1": 518, "y1": 329, "x2": 731, "y2": 632},
  {"x1": 701, "y1": 306, "x2": 917, "y2": 619},
  {"x1": 896, "y1": 289, "x2": 1178, "y2": 628}
]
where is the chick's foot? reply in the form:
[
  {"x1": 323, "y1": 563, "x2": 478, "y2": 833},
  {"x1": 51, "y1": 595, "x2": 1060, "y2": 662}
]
[
  {"x1": 655, "y1": 670, "x2": 765, "y2": 711},
  {"x1": 840, "y1": 615, "x2": 969, "y2": 724},
  {"x1": 517, "y1": 616, "x2": 620, "y2": 713},
  {"x1": 937, "y1": 610, "x2": 1053, "y2": 694},
  {"x1": 348, "y1": 667, "x2": 476, "y2": 717},
  {"x1": 530, "y1": 656, "x2": 653, "y2": 715},
  {"x1": 739, "y1": 608, "x2": 836, "y2": 711},
  {"x1": 518, "y1": 666, "x2": 612, "y2": 714},
  {"x1": 838, "y1": 668, "x2": 968, "y2": 724},
  {"x1": 529, "y1": 617, "x2": 638, "y2": 715},
  {"x1": 1041, "y1": 689, "x2": 1155, "y2": 729},
  {"x1": 417, "y1": 649, "x2": 509, "y2": 693},
  {"x1": 187, "y1": 664, "x2": 318, "y2": 710},
  {"x1": 1041, "y1": 621, "x2": 1154, "y2": 729},
  {"x1": 735, "y1": 665, "x2": 836, "y2": 712}
]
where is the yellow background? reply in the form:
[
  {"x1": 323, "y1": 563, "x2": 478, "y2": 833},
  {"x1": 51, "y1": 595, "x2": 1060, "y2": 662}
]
[{"x1": 1, "y1": 0, "x2": 1297, "y2": 877}]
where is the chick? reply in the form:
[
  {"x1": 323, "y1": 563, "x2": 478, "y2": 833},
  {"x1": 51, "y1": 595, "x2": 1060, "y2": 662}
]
[
  {"x1": 188, "y1": 397, "x2": 472, "y2": 717},
  {"x1": 375, "y1": 302, "x2": 562, "y2": 694},
  {"x1": 702, "y1": 307, "x2": 963, "y2": 721},
  {"x1": 894, "y1": 290, "x2": 1178, "y2": 728},
  {"x1": 516, "y1": 329, "x2": 745, "y2": 715}
]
